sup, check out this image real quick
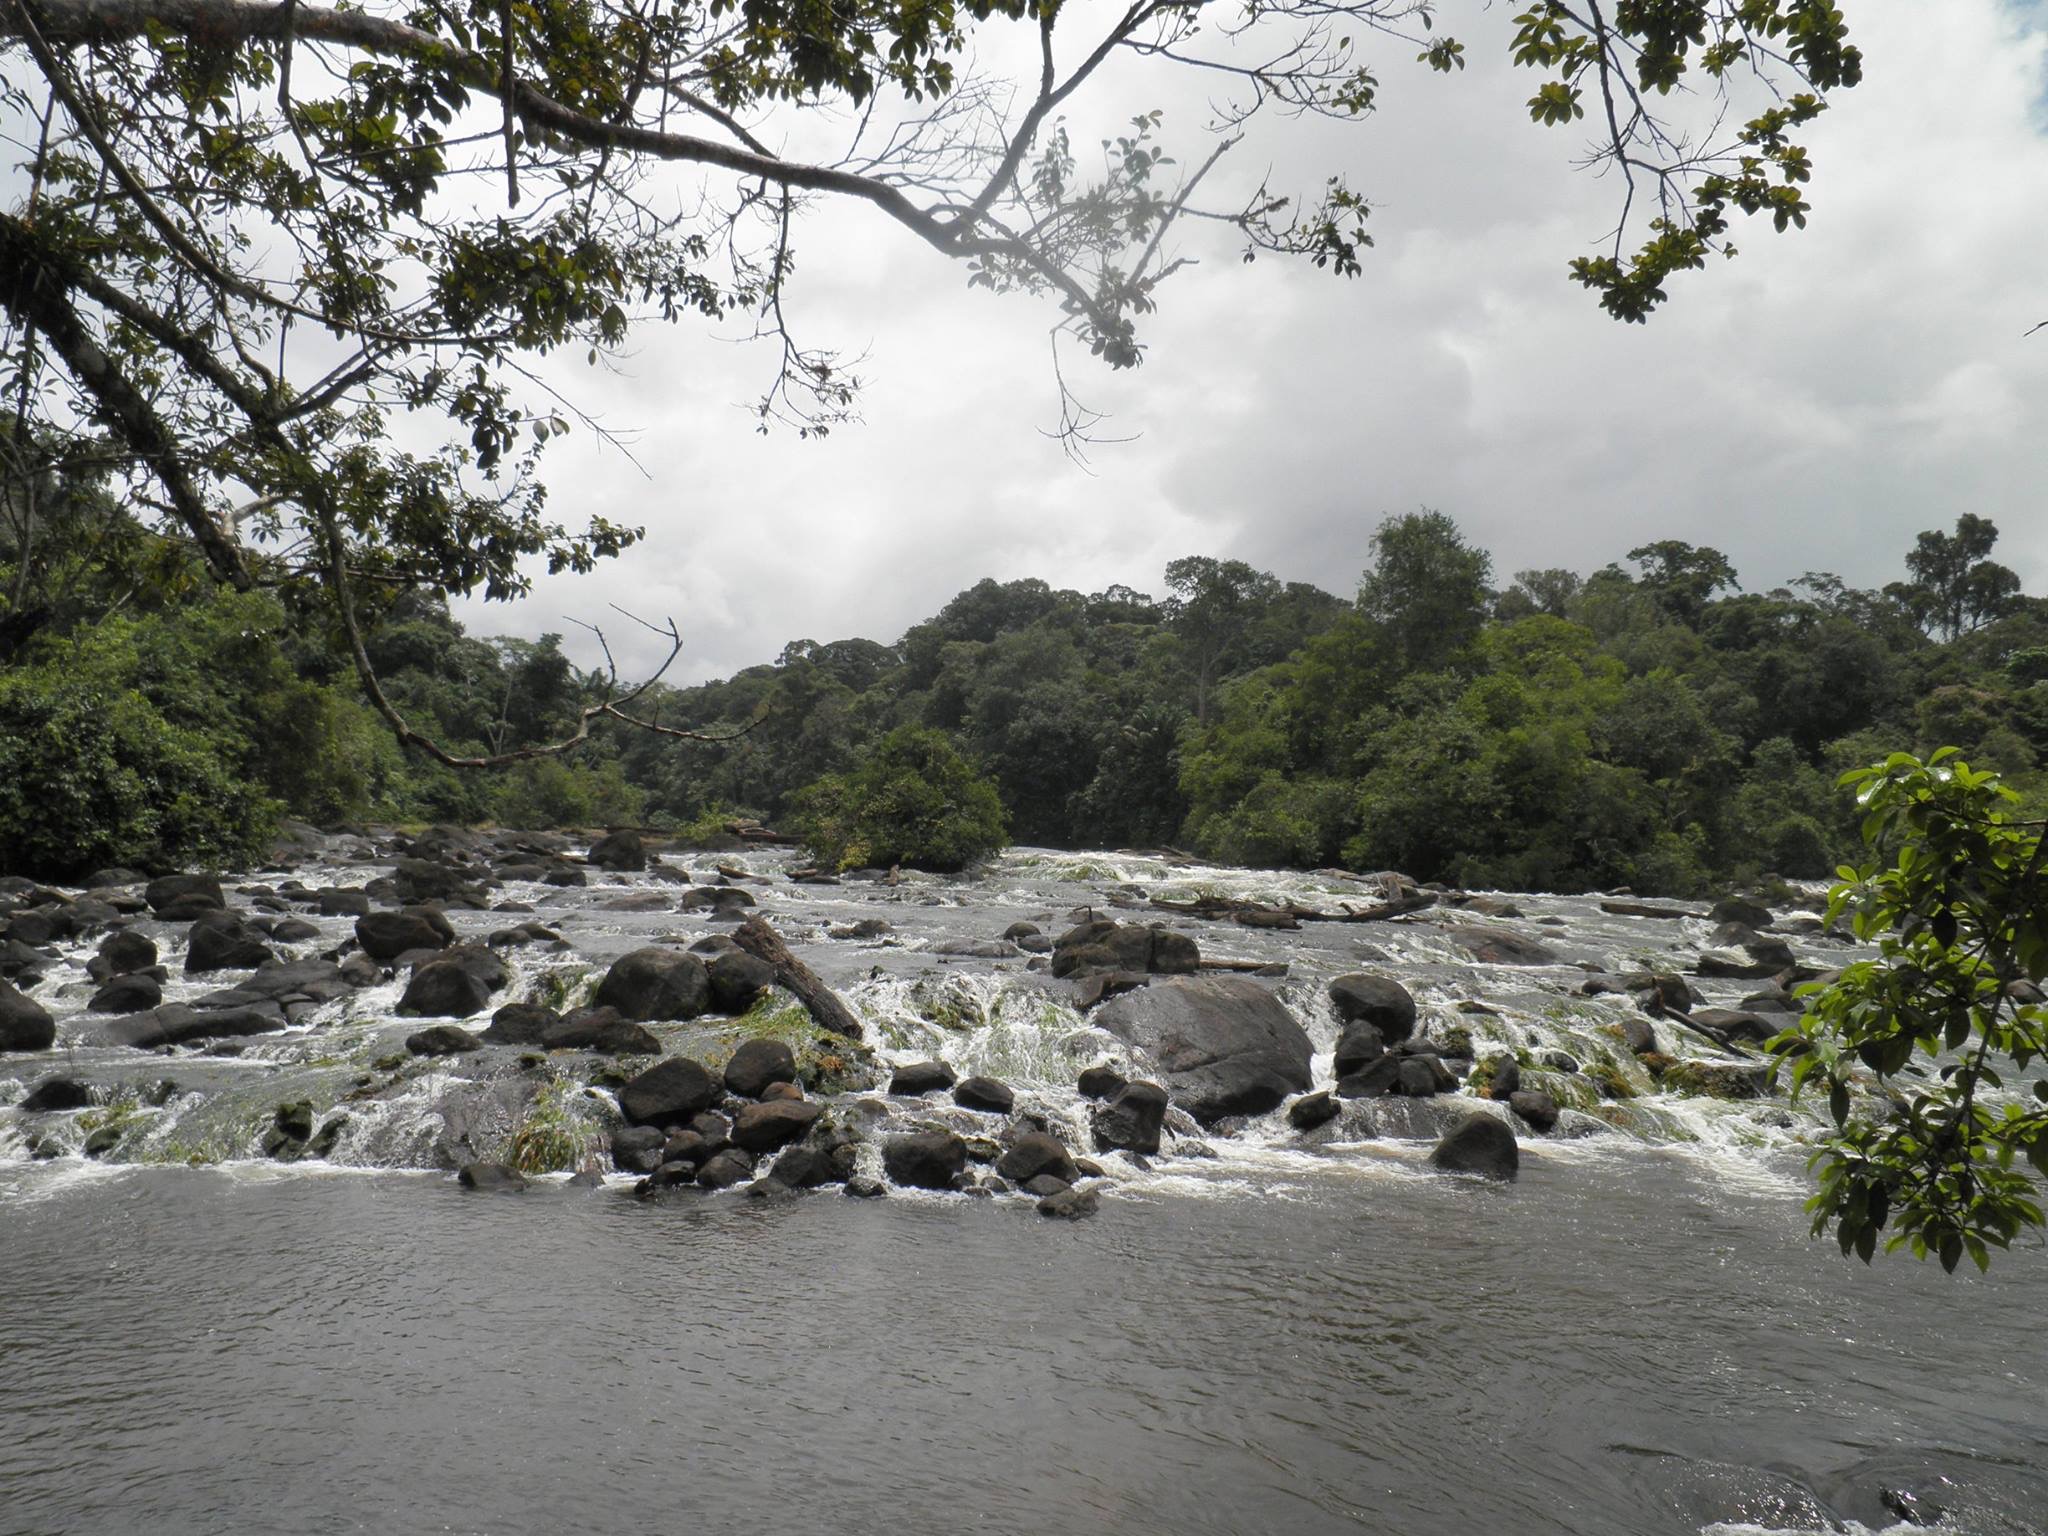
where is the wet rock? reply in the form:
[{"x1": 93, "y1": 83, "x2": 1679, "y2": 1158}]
[
  {"x1": 769, "y1": 1144, "x2": 841, "y2": 1189},
  {"x1": 393, "y1": 858, "x2": 489, "y2": 907},
  {"x1": 730, "y1": 1098, "x2": 824, "y2": 1153},
  {"x1": 1334, "y1": 1023, "x2": 1386, "y2": 1079},
  {"x1": 611, "y1": 1125, "x2": 666, "y2": 1173},
  {"x1": 482, "y1": 1002, "x2": 561, "y2": 1046},
  {"x1": 1037, "y1": 1187, "x2": 1101, "y2": 1220},
  {"x1": 97, "y1": 930, "x2": 158, "y2": 976},
  {"x1": 1483, "y1": 1056, "x2": 1522, "y2": 1100},
  {"x1": 619, "y1": 1057, "x2": 720, "y2": 1127},
  {"x1": 1694, "y1": 950, "x2": 1784, "y2": 981},
  {"x1": 760, "y1": 1080, "x2": 805, "y2": 1103},
  {"x1": 1287, "y1": 1091, "x2": 1340, "y2": 1131},
  {"x1": 1441, "y1": 925, "x2": 1559, "y2": 967},
  {"x1": 714, "y1": 1034, "x2": 796, "y2": 1100},
  {"x1": 1071, "y1": 971, "x2": 1151, "y2": 1010},
  {"x1": 1617, "y1": 1015, "x2": 1658, "y2": 1054},
  {"x1": 21, "y1": 1078, "x2": 92, "y2": 1112},
  {"x1": 356, "y1": 907, "x2": 455, "y2": 962},
  {"x1": 457, "y1": 1162, "x2": 529, "y2": 1192},
  {"x1": 83, "y1": 1125, "x2": 123, "y2": 1158},
  {"x1": 830, "y1": 918, "x2": 892, "y2": 940},
  {"x1": 96, "y1": 1001, "x2": 285, "y2": 1048},
  {"x1": 932, "y1": 937, "x2": 1023, "y2": 959},
  {"x1": 1428, "y1": 1114, "x2": 1519, "y2": 1180},
  {"x1": 1661, "y1": 1060, "x2": 1770, "y2": 1099},
  {"x1": 1327, "y1": 974, "x2": 1417, "y2": 1042},
  {"x1": 593, "y1": 947, "x2": 710, "y2": 1022},
  {"x1": 1090, "y1": 1081, "x2": 1169, "y2": 1155},
  {"x1": 89, "y1": 972, "x2": 163, "y2": 1014},
  {"x1": 1051, "y1": 919, "x2": 1201, "y2": 980},
  {"x1": 890, "y1": 1060, "x2": 957, "y2": 1096},
  {"x1": 399, "y1": 957, "x2": 496, "y2": 1018},
  {"x1": 845, "y1": 1174, "x2": 887, "y2": 1198},
  {"x1": 406, "y1": 1024, "x2": 484, "y2": 1056},
  {"x1": 1336, "y1": 1055, "x2": 1400, "y2": 1099},
  {"x1": 338, "y1": 953, "x2": 383, "y2": 988},
  {"x1": 316, "y1": 888, "x2": 372, "y2": 917},
  {"x1": 1685, "y1": 1009, "x2": 1780, "y2": 1046},
  {"x1": 883, "y1": 1130, "x2": 969, "y2": 1190},
  {"x1": 542, "y1": 1007, "x2": 660, "y2": 1055},
  {"x1": 695, "y1": 1148, "x2": 757, "y2": 1189},
  {"x1": 1020, "y1": 1172, "x2": 1071, "y2": 1197},
  {"x1": 145, "y1": 873, "x2": 224, "y2": 917},
  {"x1": 184, "y1": 912, "x2": 276, "y2": 974},
  {"x1": 995, "y1": 1131, "x2": 1080, "y2": 1184},
  {"x1": 707, "y1": 949, "x2": 775, "y2": 1015},
  {"x1": 1002, "y1": 922, "x2": 1042, "y2": 942},
  {"x1": 274, "y1": 1099, "x2": 316, "y2": 1142},
  {"x1": 1077, "y1": 1064, "x2": 1127, "y2": 1101},
  {"x1": 1507, "y1": 1090, "x2": 1559, "y2": 1132},
  {"x1": 586, "y1": 829, "x2": 647, "y2": 871},
  {"x1": 953, "y1": 1075, "x2": 1015, "y2": 1114},
  {"x1": 1093, "y1": 976, "x2": 1312, "y2": 1124},
  {"x1": 1709, "y1": 895, "x2": 1776, "y2": 930}
]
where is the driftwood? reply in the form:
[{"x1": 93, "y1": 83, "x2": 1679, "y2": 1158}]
[
  {"x1": 1198, "y1": 957, "x2": 1288, "y2": 975},
  {"x1": 733, "y1": 915, "x2": 864, "y2": 1040},
  {"x1": 1599, "y1": 899, "x2": 1705, "y2": 921}
]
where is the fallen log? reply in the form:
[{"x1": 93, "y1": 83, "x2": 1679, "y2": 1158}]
[
  {"x1": 733, "y1": 916, "x2": 864, "y2": 1040},
  {"x1": 1599, "y1": 899, "x2": 1705, "y2": 921},
  {"x1": 1198, "y1": 957, "x2": 1289, "y2": 975}
]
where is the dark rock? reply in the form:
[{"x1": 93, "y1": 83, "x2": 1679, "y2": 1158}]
[
  {"x1": 316, "y1": 888, "x2": 372, "y2": 917},
  {"x1": 356, "y1": 907, "x2": 455, "y2": 962},
  {"x1": 0, "y1": 979, "x2": 58, "y2": 1051},
  {"x1": 457, "y1": 1162, "x2": 529, "y2": 1192},
  {"x1": 995, "y1": 1131, "x2": 1080, "y2": 1184},
  {"x1": 541, "y1": 1007, "x2": 659, "y2": 1055},
  {"x1": 1441, "y1": 925, "x2": 1559, "y2": 966},
  {"x1": 1076, "y1": 1064, "x2": 1127, "y2": 1101},
  {"x1": 1428, "y1": 1114, "x2": 1520, "y2": 1180},
  {"x1": 1507, "y1": 1090, "x2": 1560, "y2": 1132},
  {"x1": 1335, "y1": 1055, "x2": 1401, "y2": 1099},
  {"x1": 769, "y1": 1145, "x2": 840, "y2": 1189},
  {"x1": 618, "y1": 1057, "x2": 720, "y2": 1127},
  {"x1": 586, "y1": 829, "x2": 647, "y2": 871},
  {"x1": 83, "y1": 1125, "x2": 123, "y2": 1158},
  {"x1": 1037, "y1": 1187, "x2": 1101, "y2": 1220},
  {"x1": 593, "y1": 947, "x2": 710, "y2": 1022},
  {"x1": 393, "y1": 858, "x2": 488, "y2": 906},
  {"x1": 21, "y1": 1078, "x2": 92, "y2": 1112},
  {"x1": 1002, "y1": 922, "x2": 1042, "y2": 942},
  {"x1": 184, "y1": 912, "x2": 276, "y2": 974},
  {"x1": 1486, "y1": 1056, "x2": 1522, "y2": 1100},
  {"x1": 1093, "y1": 976, "x2": 1312, "y2": 1124},
  {"x1": 1686, "y1": 1008, "x2": 1780, "y2": 1046},
  {"x1": 406, "y1": 1024, "x2": 484, "y2": 1056},
  {"x1": 706, "y1": 949, "x2": 775, "y2": 1015},
  {"x1": 482, "y1": 1002, "x2": 561, "y2": 1046},
  {"x1": 612, "y1": 1125, "x2": 666, "y2": 1173},
  {"x1": 890, "y1": 1060, "x2": 957, "y2": 1096},
  {"x1": 687, "y1": 1110, "x2": 732, "y2": 1152},
  {"x1": 145, "y1": 874, "x2": 224, "y2": 916},
  {"x1": 273, "y1": 1100, "x2": 315, "y2": 1142},
  {"x1": 883, "y1": 1130, "x2": 969, "y2": 1190},
  {"x1": 398, "y1": 959, "x2": 493, "y2": 1018},
  {"x1": 1071, "y1": 971, "x2": 1151, "y2": 1010},
  {"x1": 338, "y1": 953, "x2": 383, "y2": 988},
  {"x1": 1709, "y1": 896, "x2": 1776, "y2": 930},
  {"x1": 1327, "y1": 974, "x2": 1417, "y2": 1042},
  {"x1": 1395, "y1": 1055, "x2": 1458, "y2": 1096},
  {"x1": 730, "y1": 1099, "x2": 824, "y2": 1153},
  {"x1": 1333, "y1": 1023, "x2": 1386, "y2": 1078},
  {"x1": 845, "y1": 1174, "x2": 887, "y2": 1198},
  {"x1": 1090, "y1": 1081, "x2": 1169, "y2": 1155},
  {"x1": 695, "y1": 1148, "x2": 757, "y2": 1189},
  {"x1": 268, "y1": 918, "x2": 320, "y2": 944},
  {"x1": 1287, "y1": 1091, "x2": 1340, "y2": 1131},
  {"x1": 1051, "y1": 919, "x2": 1201, "y2": 979},
  {"x1": 97, "y1": 930, "x2": 158, "y2": 976},
  {"x1": 720, "y1": 1038, "x2": 796, "y2": 1099},
  {"x1": 89, "y1": 972, "x2": 163, "y2": 1014},
  {"x1": 953, "y1": 1075, "x2": 1015, "y2": 1114},
  {"x1": 1617, "y1": 1015, "x2": 1659, "y2": 1054},
  {"x1": 1021, "y1": 1172, "x2": 1071, "y2": 1197}
]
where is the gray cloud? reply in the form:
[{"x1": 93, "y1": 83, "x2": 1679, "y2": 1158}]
[{"x1": 456, "y1": 0, "x2": 2048, "y2": 681}]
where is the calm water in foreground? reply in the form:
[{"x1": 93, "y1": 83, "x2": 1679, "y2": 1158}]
[{"x1": 2, "y1": 1147, "x2": 2041, "y2": 1536}]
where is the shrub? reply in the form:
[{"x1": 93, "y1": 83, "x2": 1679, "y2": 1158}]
[{"x1": 791, "y1": 726, "x2": 1007, "y2": 872}]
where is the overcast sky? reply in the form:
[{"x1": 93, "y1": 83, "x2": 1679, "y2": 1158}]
[{"x1": 454, "y1": 0, "x2": 2048, "y2": 684}]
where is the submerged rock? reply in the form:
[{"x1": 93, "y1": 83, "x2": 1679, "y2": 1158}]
[
  {"x1": 1428, "y1": 1114, "x2": 1519, "y2": 1180},
  {"x1": 883, "y1": 1130, "x2": 969, "y2": 1190},
  {"x1": 457, "y1": 1162, "x2": 529, "y2": 1193}
]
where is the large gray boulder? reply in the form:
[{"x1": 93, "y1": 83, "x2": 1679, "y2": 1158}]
[
  {"x1": 594, "y1": 947, "x2": 710, "y2": 1022},
  {"x1": 1428, "y1": 1113, "x2": 1519, "y2": 1180},
  {"x1": 1092, "y1": 976, "x2": 1312, "y2": 1124},
  {"x1": 1327, "y1": 974, "x2": 1417, "y2": 1042},
  {"x1": 0, "y1": 978, "x2": 55, "y2": 1051},
  {"x1": 356, "y1": 907, "x2": 456, "y2": 962}
]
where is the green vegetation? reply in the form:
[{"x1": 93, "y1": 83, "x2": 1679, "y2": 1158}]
[
  {"x1": 791, "y1": 726, "x2": 1008, "y2": 873},
  {"x1": 509, "y1": 1075, "x2": 611, "y2": 1175},
  {"x1": 1772, "y1": 751, "x2": 2048, "y2": 1272}
]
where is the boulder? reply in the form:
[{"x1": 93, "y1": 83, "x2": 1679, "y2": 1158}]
[
  {"x1": 695, "y1": 1148, "x2": 757, "y2": 1189},
  {"x1": 587, "y1": 829, "x2": 648, "y2": 871},
  {"x1": 1485, "y1": 1056, "x2": 1522, "y2": 1100},
  {"x1": 1287, "y1": 1091, "x2": 1340, "y2": 1131},
  {"x1": 1686, "y1": 1008, "x2": 1780, "y2": 1046},
  {"x1": 1090, "y1": 1081, "x2": 1169, "y2": 1155},
  {"x1": 1333, "y1": 1023, "x2": 1386, "y2": 1078},
  {"x1": 1092, "y1": 976, "x2": 1312, "y2": 1124},
  {"x1": 457, "y1": 1162, "x2": 529, "y2": 1192},
  {"x1": 995, "y1": 1131, "x2": 1080, "y2": 1184},
  {"x1": 706, "y1": 949, "x2": 775, "y2": 1015},
  {"x1": 593, "y1": 947, "x2": 710, "y2": 1022},
  {"x1": 1441, "y1": 925, "x2": 1559, "y2": 966},
  {"x1": 89, "y1": 972, "x2": 163, "y2": 1014},
  {"x1": 0, "y1": 979, "x2": 57, "y2": 1051},
  {"x1": 482, "y1": 1002, "x2": 561, "y2": 1046},
  {"x1": 97, "y1": 930, "x2": 159, "y2": 976},
  {"x1": 21, "y1": 1078, "x2": 93, "y2": 1112},
  {"x1": 356, "y1": 907, "x2": 455, "y2": 962},
  {"x1": 883, "y1": 1130, "x2": 969, "y2": 1190},
  {"x1": 1428, "y1": 1114, "x2": 1520, "y2": 1180},
  {"x1": 541, "y1": 1007, "x2": 659, "y2": 1055},
  {"x1": 406, "y1": 1024, "x2": 483, "y2": 1056},
  {"x1": 618, "y1": 1057, "x2": 720, "y2": 1128},
  {"x1": 95, "y1": 1001, "x2": 285, "y2": 1049},
  {"x1": 398, "y1": 959, "x2": 493, "y2": 1018},
  {"x1": 1076, "y1": 1064, "x2": 1128, "y2": 1101},
  {"x1": 1051, "y1": 920, "x2": 1201, "y2": 979},
  {"x1": 612, "y1": 1125, "x2": 667, "y2": 1173},
  {"x1": 316, "y1": 888, "x2": 373, "y2": 917},
  {"x1": 184, "y1": 912, "x2": 275, "y2": 974},
  {"x1": 769, "y1": 1145, "x2": 841, "y2": 1189},
  {"x1": 730, "y1": 1099, "x2": 824, "y2": 1153},
  {"x1": 1709, "y1": 896, "x2": 1776, "y2": 930},
  {"x1": 953, "y1": 1075, "x2": 1015, "y2": 1114},
  {"x1": 1327, "y1": 975, "x2": 1418, "y2": 1041},
  {"x1": 1617, "y1": 1015, "x2": 1659, "y2": 1054},
  {"x1": 890, "y1": 1060, "x2": 957, "y2": 1096},
  {"x1": 725, "y1": 1037, "x2": 798, "y2": 1098},
  {"x1": 1037, "y1": 1187, "x2": 1101, "y2": 1220},
  {"x1": 1507, "y1": 1090, "x2": 1560, "y2": 1132},
  {"x1": 338, "y1": 953, "x2": 383, "y2": 988},
  {"x1": 145, "y1": 873, "x2": 224, "y2": 916}
]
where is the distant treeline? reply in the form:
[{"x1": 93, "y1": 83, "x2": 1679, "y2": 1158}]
[{"x1": 3, "y1": 480, "x2": 2043, "y2": 892}]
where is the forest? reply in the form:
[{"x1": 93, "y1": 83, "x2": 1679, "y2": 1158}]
[{"x1": 3, "y1": 460, "x2": 2039, "y2": 896}]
